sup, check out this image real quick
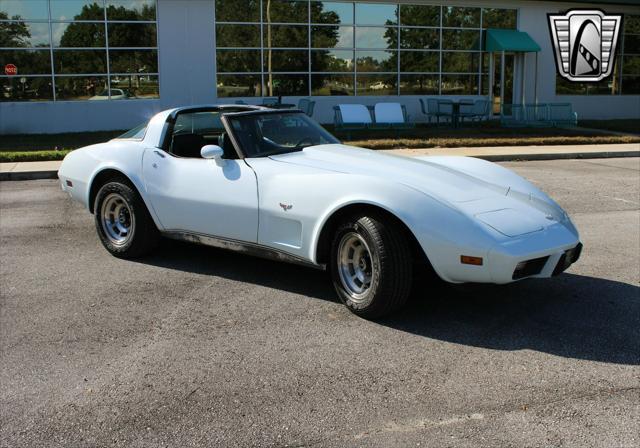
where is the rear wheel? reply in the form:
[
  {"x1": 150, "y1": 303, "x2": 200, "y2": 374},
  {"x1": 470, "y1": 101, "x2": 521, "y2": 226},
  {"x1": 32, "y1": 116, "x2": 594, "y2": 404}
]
[
  {"x1": 330, "y1": 214, "x2": 412, "y2": 318},
  {"x1": 94, "y1": 180, "x2": 158, "y2": 258}
]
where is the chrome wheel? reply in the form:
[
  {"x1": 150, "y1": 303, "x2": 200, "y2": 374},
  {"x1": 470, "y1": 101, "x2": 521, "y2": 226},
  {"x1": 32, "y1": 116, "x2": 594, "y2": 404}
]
[
  {"x1": 337, "y1": 232, "x2": 376, "y2": 301},
  {"x1": 100, "y1": 193, "x2": 134, "y2": 246}
]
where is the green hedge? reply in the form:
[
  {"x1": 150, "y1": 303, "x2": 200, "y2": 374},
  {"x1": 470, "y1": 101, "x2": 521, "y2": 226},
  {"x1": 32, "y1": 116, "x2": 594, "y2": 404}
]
[{"x1": 0, "y1": 150, "x2": 72, "y2": 163}]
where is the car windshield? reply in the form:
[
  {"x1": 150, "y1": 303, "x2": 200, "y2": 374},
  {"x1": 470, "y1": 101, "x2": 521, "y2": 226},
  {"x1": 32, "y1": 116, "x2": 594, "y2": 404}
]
[
  {"x1": 116, "y1": 121, "x2": 148, "y2": 140},
  {"x1": 226, "y1": 111, "x2": 339, "y2": 157}
]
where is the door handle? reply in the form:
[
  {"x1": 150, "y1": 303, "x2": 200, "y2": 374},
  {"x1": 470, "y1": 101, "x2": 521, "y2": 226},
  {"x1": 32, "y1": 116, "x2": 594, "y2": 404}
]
[{"x1": 153, "y1": 150, "x2": 166, "y2": 158}]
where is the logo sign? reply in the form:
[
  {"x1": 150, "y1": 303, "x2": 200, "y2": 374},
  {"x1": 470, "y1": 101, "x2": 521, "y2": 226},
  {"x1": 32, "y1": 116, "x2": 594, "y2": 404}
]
[
  {"x1": 4, "y1": 64, "x2": 17, "y2": 76},
  {"x1": 548, "y1": 10, "x2": 622, "y2": 82}
]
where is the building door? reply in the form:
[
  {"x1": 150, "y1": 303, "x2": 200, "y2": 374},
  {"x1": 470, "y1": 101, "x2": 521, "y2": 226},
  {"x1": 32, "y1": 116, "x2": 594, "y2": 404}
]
[{"x1": 491, "y1": 53, "x2": 515, "y2": 115}]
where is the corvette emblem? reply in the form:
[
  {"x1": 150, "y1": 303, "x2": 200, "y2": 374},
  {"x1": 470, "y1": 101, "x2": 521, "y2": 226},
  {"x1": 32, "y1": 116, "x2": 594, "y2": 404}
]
[
  {"x1": 548, "y1": 9, "x2": 623, "y2": 82},
  {"x1": 279, "y1": 203, "x2": 293, "y2": 211}
]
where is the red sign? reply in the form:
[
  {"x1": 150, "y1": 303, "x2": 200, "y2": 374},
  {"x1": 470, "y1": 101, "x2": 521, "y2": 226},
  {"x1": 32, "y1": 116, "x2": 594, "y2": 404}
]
[{"x1": 4, "y1": 64, "x2": 17, "y2": 76}]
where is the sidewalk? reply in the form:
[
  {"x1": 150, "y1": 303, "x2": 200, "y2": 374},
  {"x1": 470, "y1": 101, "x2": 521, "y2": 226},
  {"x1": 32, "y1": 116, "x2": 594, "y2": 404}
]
[{"x1": 1, "y1": 143, "x2": 638, "y2": 181}]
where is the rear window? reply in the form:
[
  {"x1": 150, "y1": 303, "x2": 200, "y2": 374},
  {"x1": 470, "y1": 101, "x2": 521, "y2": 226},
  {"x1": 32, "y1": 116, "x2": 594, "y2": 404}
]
[{"x1": 116, "y1": 122, "x2": 148, "y2": 140}]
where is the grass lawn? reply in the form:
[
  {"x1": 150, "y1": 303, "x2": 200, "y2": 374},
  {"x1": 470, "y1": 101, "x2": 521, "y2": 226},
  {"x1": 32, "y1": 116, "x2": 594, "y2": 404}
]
[{"x1": 1, "y1": 120, "x2": 638, "y2": 163}]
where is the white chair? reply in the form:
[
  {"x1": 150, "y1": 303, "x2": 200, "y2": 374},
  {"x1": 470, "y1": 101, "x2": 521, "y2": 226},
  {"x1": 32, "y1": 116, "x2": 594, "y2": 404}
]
[{"x1": 372, "y1": 103, "x2": 414, "y2": 129}]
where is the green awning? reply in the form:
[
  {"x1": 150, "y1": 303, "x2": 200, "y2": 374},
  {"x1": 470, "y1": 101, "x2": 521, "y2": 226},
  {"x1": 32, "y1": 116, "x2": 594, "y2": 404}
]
[{"x1": 485, "y1": 29, "x2": 541, "y2": 53}]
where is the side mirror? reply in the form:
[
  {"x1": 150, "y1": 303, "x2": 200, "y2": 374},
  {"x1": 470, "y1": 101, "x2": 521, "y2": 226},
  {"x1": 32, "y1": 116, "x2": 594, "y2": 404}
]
[{"x1": 201, "y1": 145, "x2": 224, "y2": 160}]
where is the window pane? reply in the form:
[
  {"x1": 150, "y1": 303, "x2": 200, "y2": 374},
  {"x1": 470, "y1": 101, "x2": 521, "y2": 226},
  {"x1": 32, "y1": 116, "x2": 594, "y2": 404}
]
[
  {"x1": 264, "y1": 25, "x2": 308, "y2": 48},
  {"x1": 624, "y1": 35, "x2": 640, "y2": 55},
  {"x1": 356, "y1": 50, "x2": 395, "y2": 72},
  {"x1": 482, "y1": 9, "x2": 517, "y2": 29},
  {"x1": 311, "y1": 25, "x2": 353, "y2": 48},
  {"x1": 556, "y1": 76, "x2": 587, "y2": 95},
  {"x1": 217, "y1": 49, "x2": 261, "y2": 72},
  {"x1": 54, "y1": 49, "x2": 107, "y2": 74},
  {"x1": 622, "y1": 76, "x2": 640, "y2": 94},
  {"x1": 0, "y1": 49, "x2": 51, "y2": 74},
  {"x1": 356, "y1": 73, "x2": 396, "y2": 95},
  {"x1": 624, "y1": 15, "x2": 640, "y2": 35},
  {"x1": 217, "y1": 74, "x2": 262, "y2": 97},
  {"x1": 311, "y1": 49, "x2": 353, "y2": 71},
  {"x1": 109, "y1": 49, "x2": 158, "y2": 73},
  {"x1": 400, "y1": 74, "x2": 438, "y2": 95},
  {"x1": 442, "y1": 29, "x2": 480, "y2": 50},
  {"x1": 442, "y1": 7, "x2": 480, "y2": 28},
  {"x1": 623, "y1": 55, "x2": 640, "y2": 75},
  {"x1": 266, "y1": 74, "x2": 308, "y2": 96},
  {"x1": 263, "y1": 0, "x2": 308, "y2": 24},
  {"x1": 311, "y1": 73, "x2": 353, "y2": 95},
  {"x1": 264, "y1": 49, "x2": 308, "y2": 72},
  {"x1": 400, "y1": 27, "x2": 438, "y2": 50},
  {"x1": 111, "y1": 74, "x2": 159, "y2": 99},
  {"x1": 50, "y1": 1, "x2": 105, "y2": 21},
  {"x1": 355, "y1": 3, "x2": 397, "y2": 26},
  {"x1": 215, "y1": 0, "x2": 260, "y2": 22},
  {"x1": 441, "y1": 74, "x2": 478, "y2": 95},
  {"x1": 400, "y1": 4, "x2": 439, "y2": 27},
  {"x1": 311, "y1": 2, "x2": 353, "y2": 25},
  {"x1": 106, "y1": 0, "x2": 156, "y2": 21},
  {"x1": 400, "y1": 51, "x2": 438, "y2": 72},
  {"x1": 355, "y1": 27, "x2": 396, "y2": 49},
  {"x1": 0, "y1": 76, "x2": 53, "y2": 101},
  {"x1": 442, "y1": 52, "x2": 479, "y2": 73},
  {"x1": 0, "y1": 22, "x2": 50, "y2": 48},
  {"x1": 54, "y1": 75, "x2": 107, "y2": 100},
  {"x1": 216, "y1": 24, "x2": 260, "y2": 47},
  {"x1": 0, "y1": 0, "x2": 48, "y2": 20},
  {"x1": 108, "y1": 23, "x2": 157, "y2": 47},
  {"x1": 53, "y1": 22, "x2": 106, "y2": 47}
]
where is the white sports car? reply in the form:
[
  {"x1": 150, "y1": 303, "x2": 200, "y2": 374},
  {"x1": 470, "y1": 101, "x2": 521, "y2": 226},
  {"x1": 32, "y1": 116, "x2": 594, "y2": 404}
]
[{"x1": 58, "y1": 105, "x2": 582, "y2": 318}]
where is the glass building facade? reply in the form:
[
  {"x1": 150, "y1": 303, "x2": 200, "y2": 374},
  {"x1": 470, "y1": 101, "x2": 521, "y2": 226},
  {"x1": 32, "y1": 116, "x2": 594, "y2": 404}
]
[{"x1": 0, "y1": 0, "x2": 160, "y2": 101}]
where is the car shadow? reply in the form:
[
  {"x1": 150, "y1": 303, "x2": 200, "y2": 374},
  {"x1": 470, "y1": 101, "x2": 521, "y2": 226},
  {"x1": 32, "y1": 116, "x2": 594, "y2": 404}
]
[{"x1": 139, "y1": 240, "x2": 640, "y2": 366}]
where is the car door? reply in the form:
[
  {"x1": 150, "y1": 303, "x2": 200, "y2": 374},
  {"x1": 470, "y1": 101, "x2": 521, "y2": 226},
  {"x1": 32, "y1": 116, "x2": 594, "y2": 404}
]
[{"x1": 141, "y1": 109, "x2": 259, "y2": 243}]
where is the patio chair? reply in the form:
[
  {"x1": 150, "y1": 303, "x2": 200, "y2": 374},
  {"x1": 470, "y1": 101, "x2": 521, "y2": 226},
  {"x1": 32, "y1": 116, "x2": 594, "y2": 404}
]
[
  {"x1": 548, "y1": 103, "x2": 578, "y2": 127},
  {"x1": 298, "y1": 98, "x2": 316, "y2": 117},
  {"x1": 333, "y1": 104, "x2": 373, "y2": 138},
  {"x1": 419, "y1": 98, "x2": 451, "y2": 125},
  {"x1": 372, "y1": 103, "x2": 415, "y2": 130},
  {"x1": 500, "y1": 104, "x2": 526, "y2": 127},
  {"x1": 524, "y1": 103, "x2": 552, "y2": 127},
  {"x1": 458, "y1": 100, "x2": 477, "y2": 124},
  {"x1": 437, "y1": 99, "x2": 454, "y2": 125}
]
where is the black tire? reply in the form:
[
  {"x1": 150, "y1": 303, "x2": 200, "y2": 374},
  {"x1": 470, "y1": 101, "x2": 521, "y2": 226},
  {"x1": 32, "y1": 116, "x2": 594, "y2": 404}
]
[
  {"x1": 94, "y1": 179, "x2": 159, "y2": 258},
  {"x1": 330, "y1": 213, "x2": 412, "y2": 318}
]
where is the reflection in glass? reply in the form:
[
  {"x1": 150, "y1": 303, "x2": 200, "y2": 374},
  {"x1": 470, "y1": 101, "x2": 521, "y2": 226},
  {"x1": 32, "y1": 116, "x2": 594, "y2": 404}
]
[
  {"x1": 216, "y1": 24, "x2": 260, "y2": 47},
  {"x1": 266, "y1": 74, "x2": 308, "y2": 96},
  {"x1": 55, "y1": 75, "x2": 108, "y2": 100},
  {"x1": 50, "y1": 1, "x2": 104, "y2": 21},
  {"x1": 355, "y1": 3, "x2": 397, "y2": 26},
  {"x1": 625, "y1": 15, "x2": 640, "y2": 35},
  {"x1": 0, "y1": 49, "x2": 52, "y2": 74},
  {"x1": 263, "y1": 0, "x2": 308, "y2": 24},
  {"x1": 0, "y1": 22, "x2": 51, "y2": 47},
  {"x1": 400, "y1": 27, "x2": 438, "y2": 50},
  {"x1": 0, "y1": 76, "x2": 53, "y2": 101},
  {"x1": 482, "y1": 9, "x2": 517, "y2": 29},
  {"x1": 217, "y1": 49, "x2": 261, "y2": 72},
  {"x1": 311, "y1": 50, "x2": 353, "y2": 72},
  {"x1": 264, "y1": 49, "x2": 309, "y2": 72},
  {"x1": 442, "y1": 52, "x2": 479, "y2": 73},
  {"x1": 624, "y1": 35, "x2": 639, "y2": 55},
  {"x1": 356, "y1": 74, "x2": 397, "y2": 95},
  {"x1": 107, "y1": 23, "x2": 157, "y2": 47},
  {"x1": 109, "y1": 49, "x2": 158, "y2": 73},
  {"x1": 110, "y1": 74, "x2": 159, "y2": 99},
  {"x1": 106, "y1": 0, "x2": 156, "y2": 21},
  {"x1": 215, "y1": 0, "x2": 260, "y2": 22},
  {"x1": 400, "y1": 51, "x2": 438, "y2": 72},
  {"x1": 400, "y1": 4, "x2": 439, "y2": 27},
  {"x1": 217, "y1": 74, "x2": 262, "y2": 97},
  {"x1": 311, "y1": 25, "x2": 353, "y2": 49},
  {"x1": 0, "y1": 0, "x2": 49, "y2": 20},
  {"x1": 442, "y1": 29, "x2": 481, "y2": 50},
  {"x1": 441, "y1": 74, "x2": 478, "y2": 95},
  {"x1": 54, "y1": 49, "x2": 107, "y2": 74},
  {"x1": 53, "y1": 22, "x2": 105, "y2": 47},
  {"x1": 442, "y1": 7, "x2": 480, "y2": 28},
  {"x1": 311, "y1": 2, "x2": 353, "y2": 25},
  {"x1": 311, "y1": 73, "x2": 353, "y2": 95},
  {"x1": 355, "y1": 27, "x2": 396, "y2": 49},
  {"x1": 264, "y1": 25, "x2": 308, "y2": 48},
  {"x1": 623, "y1": 55, "x2": 640, "y2": 76},
  {"x1": 400, "y1": 74, "x2": 439, "y2": 95},
  {"x1": 622, "y1": 76, "x2": 640, "y2": 94},
  {"x1": 356, "y1": 50, "x2": 395, "y2": 72}
]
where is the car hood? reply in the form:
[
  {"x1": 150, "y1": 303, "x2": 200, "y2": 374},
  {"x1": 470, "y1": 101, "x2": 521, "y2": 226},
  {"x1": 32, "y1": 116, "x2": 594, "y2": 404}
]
[{"x1": 269, "y1": 144, "x2": 570, "y2": 237}]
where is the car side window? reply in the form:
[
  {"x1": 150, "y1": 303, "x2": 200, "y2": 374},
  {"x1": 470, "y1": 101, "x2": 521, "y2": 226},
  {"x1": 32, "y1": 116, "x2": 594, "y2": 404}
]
[{"x1": 169, "y1": 111, "x2": 236, "y2": 159}]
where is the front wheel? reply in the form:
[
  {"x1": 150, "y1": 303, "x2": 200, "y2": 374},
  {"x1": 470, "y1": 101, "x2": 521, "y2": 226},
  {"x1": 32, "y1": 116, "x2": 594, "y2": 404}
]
[
  {"x1": 94, "y1": 180, "x2": 159, "y2": 258},
  {"x1": 330, "y1": 214, "x2": 413, "y2": 318}
]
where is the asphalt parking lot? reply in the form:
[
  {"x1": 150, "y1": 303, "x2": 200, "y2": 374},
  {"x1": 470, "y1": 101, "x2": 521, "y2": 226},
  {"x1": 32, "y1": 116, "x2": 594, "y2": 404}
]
[{"x1": 1, "y1": 158, "x2": 639, "y2": 448}]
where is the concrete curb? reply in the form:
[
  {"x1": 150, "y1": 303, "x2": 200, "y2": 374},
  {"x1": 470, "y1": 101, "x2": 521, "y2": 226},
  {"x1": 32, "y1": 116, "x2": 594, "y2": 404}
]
[{"x1": 1, "y1": 150, "x2": 638, "y2": 181}]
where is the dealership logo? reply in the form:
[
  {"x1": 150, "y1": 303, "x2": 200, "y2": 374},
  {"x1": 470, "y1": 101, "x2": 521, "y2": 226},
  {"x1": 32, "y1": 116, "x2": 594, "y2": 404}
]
[{"x1": 548, "y1": 10, "x2": 622, "y2": 82}]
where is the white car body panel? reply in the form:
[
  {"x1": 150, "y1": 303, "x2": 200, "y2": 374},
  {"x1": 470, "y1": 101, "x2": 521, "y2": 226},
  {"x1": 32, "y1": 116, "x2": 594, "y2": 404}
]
[{"x1": 58, "y1": 106, "x2": 581, "y2": 285}]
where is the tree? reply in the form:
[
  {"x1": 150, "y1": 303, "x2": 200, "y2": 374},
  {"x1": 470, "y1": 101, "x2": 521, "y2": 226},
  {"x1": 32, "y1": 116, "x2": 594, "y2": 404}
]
[{"x1": 0, "y1": 12, "x2": 31, "y2": 47}]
